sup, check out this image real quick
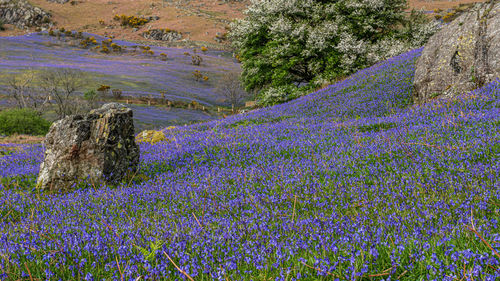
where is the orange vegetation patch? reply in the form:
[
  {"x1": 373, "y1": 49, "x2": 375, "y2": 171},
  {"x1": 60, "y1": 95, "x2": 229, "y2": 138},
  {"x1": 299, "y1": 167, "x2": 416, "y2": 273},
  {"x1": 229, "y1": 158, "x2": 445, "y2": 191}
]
[{"x1": 0, "y1": 135, "x2": 45, "y2": 144}]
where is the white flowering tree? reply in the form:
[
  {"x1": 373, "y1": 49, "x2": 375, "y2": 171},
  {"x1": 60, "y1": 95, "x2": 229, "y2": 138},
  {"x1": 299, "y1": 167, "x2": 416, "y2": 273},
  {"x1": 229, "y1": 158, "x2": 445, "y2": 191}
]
[{"x1": 230, "y1": 0, "x2": 439, "y2": 105}]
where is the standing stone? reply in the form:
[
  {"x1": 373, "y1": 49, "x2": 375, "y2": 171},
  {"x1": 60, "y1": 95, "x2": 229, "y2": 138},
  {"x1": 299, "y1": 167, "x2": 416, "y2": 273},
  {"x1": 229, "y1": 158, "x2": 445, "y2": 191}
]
[
  {"x1": 413, "y1": 1, "x2": 500, "y2": 104},
  {"x1": 37, "y1": 103, "x2": 139, "y2": 192}
]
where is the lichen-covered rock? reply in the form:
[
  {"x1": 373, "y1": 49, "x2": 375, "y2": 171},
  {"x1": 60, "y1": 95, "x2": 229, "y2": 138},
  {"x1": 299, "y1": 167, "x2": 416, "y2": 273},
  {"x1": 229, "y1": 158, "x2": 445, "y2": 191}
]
[
  {"x1": 413, "y1": 1, "x2": 500, "y2": 104},
  {"x1": 143, "y1": 29, "x2": 182, "y2": 42},
  {"x1": 135, "y1": 130, "x2": 166, "y2": 144},
  {"x1": 136, "y1": 127, "x2": 176, "y2": 144},
  {"x1": 0, "y1": 0, "x2": 51, "y2": 29},
  {"x1": 37, "y1": 103, "x2": 139, "y2": 192}
]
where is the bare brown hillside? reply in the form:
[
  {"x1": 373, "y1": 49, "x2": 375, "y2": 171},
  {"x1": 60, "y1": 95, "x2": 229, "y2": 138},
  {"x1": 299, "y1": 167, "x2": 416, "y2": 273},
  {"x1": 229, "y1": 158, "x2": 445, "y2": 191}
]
[{"x1": 0, "y1": 0, "x2": 488, "y2": 46}]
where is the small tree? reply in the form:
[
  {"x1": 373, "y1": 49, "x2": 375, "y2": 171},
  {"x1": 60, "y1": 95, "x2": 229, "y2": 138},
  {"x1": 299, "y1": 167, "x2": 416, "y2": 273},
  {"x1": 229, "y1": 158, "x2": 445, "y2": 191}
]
[
  {"x1": 230, "y1": 0, "x2": 439, "y2": 105},
  {"x1": 39, "y1": 68, "x2": 85, "y2": 118},
  {"x1": 83, "y1": 89, "x2": 99, "y2": 109},
  {"x1": 216, "y1": 72, "x2": 248, "y2": 112},
  {"x1": 6, "y1": 71, "x2": 49, "y2": 112}
]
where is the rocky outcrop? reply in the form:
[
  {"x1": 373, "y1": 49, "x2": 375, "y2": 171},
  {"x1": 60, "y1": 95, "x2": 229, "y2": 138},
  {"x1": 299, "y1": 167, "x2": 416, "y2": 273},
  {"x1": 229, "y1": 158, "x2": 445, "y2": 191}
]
[
  {"x1": 37, "y1": 103, "x2": 140, "y2": 192},
  {"x1": 413, "y1": 1, "x2": 500, "y2": 104},
  {"x1": 143, "y1": 29, "x2": 182, "y2": 42},
  {"x1": 0, "y1": 0, "x2": 51, "y2": 29}
]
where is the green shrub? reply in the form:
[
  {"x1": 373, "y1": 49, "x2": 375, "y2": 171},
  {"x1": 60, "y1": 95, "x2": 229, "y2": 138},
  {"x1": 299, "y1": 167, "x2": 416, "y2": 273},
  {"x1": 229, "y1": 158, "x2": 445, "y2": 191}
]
[
  {"x1": 83, "y1": 89, "x2": 98, "y2": 101},
  {"x1": 113, "y1": 14, "x2": 149, "y2": 28},
  {"x1": 192, "y1": 70, "x2": 203, "y2": 81},
  {"x1": 0, "y1": 109, "x2": 51, "y2": 136},
  {"x1": 0, "y1": 19, "x2": 5, "y2": 31}
]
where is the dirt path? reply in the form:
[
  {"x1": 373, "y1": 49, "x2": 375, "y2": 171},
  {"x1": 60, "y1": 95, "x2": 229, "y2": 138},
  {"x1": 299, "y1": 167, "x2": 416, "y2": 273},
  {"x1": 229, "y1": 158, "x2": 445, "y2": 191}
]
[
  {"x1": 409, "y1": 0, "x2": 486, "y2": 11},
  {"x1": 0, "y1": 135, "x2": 44, "y2": 144}
]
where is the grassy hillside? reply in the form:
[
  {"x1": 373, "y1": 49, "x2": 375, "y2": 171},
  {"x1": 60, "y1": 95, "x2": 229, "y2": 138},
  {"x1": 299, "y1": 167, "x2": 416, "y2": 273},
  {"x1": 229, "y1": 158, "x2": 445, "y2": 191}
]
[{"x1": 0, "y1": 49, "x2": 499, "y2": 280}]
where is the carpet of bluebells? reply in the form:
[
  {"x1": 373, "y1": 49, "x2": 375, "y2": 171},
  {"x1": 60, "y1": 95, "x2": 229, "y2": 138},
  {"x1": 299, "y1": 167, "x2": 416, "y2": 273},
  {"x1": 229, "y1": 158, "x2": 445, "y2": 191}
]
[{"x1": 0, "y1": 49, "x2": 499, "y2": 280}]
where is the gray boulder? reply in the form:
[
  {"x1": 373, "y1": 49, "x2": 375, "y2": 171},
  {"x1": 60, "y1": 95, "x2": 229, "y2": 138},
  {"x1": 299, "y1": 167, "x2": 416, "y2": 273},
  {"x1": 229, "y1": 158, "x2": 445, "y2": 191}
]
[
  {"x1": 0, "y1": 0, "x2": 51, "y2": 29},
  {"x1": 413, "y1": 1, "x2": 500, "y2": 104},
  {"x1": 143, "y1": 29, "x2": 182, "y2": 42},
  {"x1": 37, "y1": 103, "x2": 140, "y2": 192}
]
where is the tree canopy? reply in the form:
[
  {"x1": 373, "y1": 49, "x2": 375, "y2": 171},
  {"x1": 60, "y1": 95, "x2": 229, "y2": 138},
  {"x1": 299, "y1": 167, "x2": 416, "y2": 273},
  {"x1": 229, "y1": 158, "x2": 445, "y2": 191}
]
[{"x1": 230, "y1": 0, "x2": 439, "y2": 105}]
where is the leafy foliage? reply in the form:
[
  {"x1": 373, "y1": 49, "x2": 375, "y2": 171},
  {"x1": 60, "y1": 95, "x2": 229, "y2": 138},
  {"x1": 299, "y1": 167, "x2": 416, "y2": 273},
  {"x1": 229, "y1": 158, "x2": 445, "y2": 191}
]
[
  {"x1": 83, "y1": 89, "x2": 97, "y2": 100},
  {"x1": 230, "y1": 0, "x2": 440, "y2": 105},
  {"x1": 135, "y1": 240, "x2": 164, "y2": 264},
  {"x1": 83, "y1": 89, "x2": 98, "y2": 109}
]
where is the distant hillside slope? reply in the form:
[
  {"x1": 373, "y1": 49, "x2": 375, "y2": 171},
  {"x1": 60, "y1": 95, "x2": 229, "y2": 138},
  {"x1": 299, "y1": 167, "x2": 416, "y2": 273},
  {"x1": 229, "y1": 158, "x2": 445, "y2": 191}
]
[
  {"x1": 0, "y1": 0, "x2": 488, "y2": 46},
  {"x1": 1, "y1": 0, "x2": 249, "y2": 46}
]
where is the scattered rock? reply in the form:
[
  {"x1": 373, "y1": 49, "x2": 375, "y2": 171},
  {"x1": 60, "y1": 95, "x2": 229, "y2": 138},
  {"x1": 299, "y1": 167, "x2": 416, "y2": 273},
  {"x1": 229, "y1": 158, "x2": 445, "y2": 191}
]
[
  {"x1": 214, "y1": 32, "x2": 227, "y2": 43},
  {"x1": 143, "y1": 29, "x2": 182, "y2": 42},
  {"x1": 147, "y1": 16, "x2": 160, "y2": 21},
  {"x1": 413, "y1": 1, "x2": 500, "y2": 103},
  {"x1": 0, "y1": 0, "x2": 51, "y2": 29},
  {"x1": 37, "y1": 103, "x2": 140, "y2": 192},
  {"x1": 46, "y1": 0, "x2": 70, "y2": 3}
]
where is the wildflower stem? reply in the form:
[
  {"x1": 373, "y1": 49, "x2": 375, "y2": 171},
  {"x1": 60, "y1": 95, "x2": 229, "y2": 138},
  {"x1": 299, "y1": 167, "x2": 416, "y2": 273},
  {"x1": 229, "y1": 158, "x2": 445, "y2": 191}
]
[
  {"x1": 24, "y1": 262, "x2": 34, "y2": 281},
  {"x1": 115, "y1": 255, "x2": 124, "y2": 281},
  {"x1": 300, "y1": 261, "x2": 342, "y2": 278},
  {"x1": 466, "y1": 225, "x2": 500, "y2": 262},
  {"x1": 163, "y1": 251, "x2": 195, "y2": 281}
]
